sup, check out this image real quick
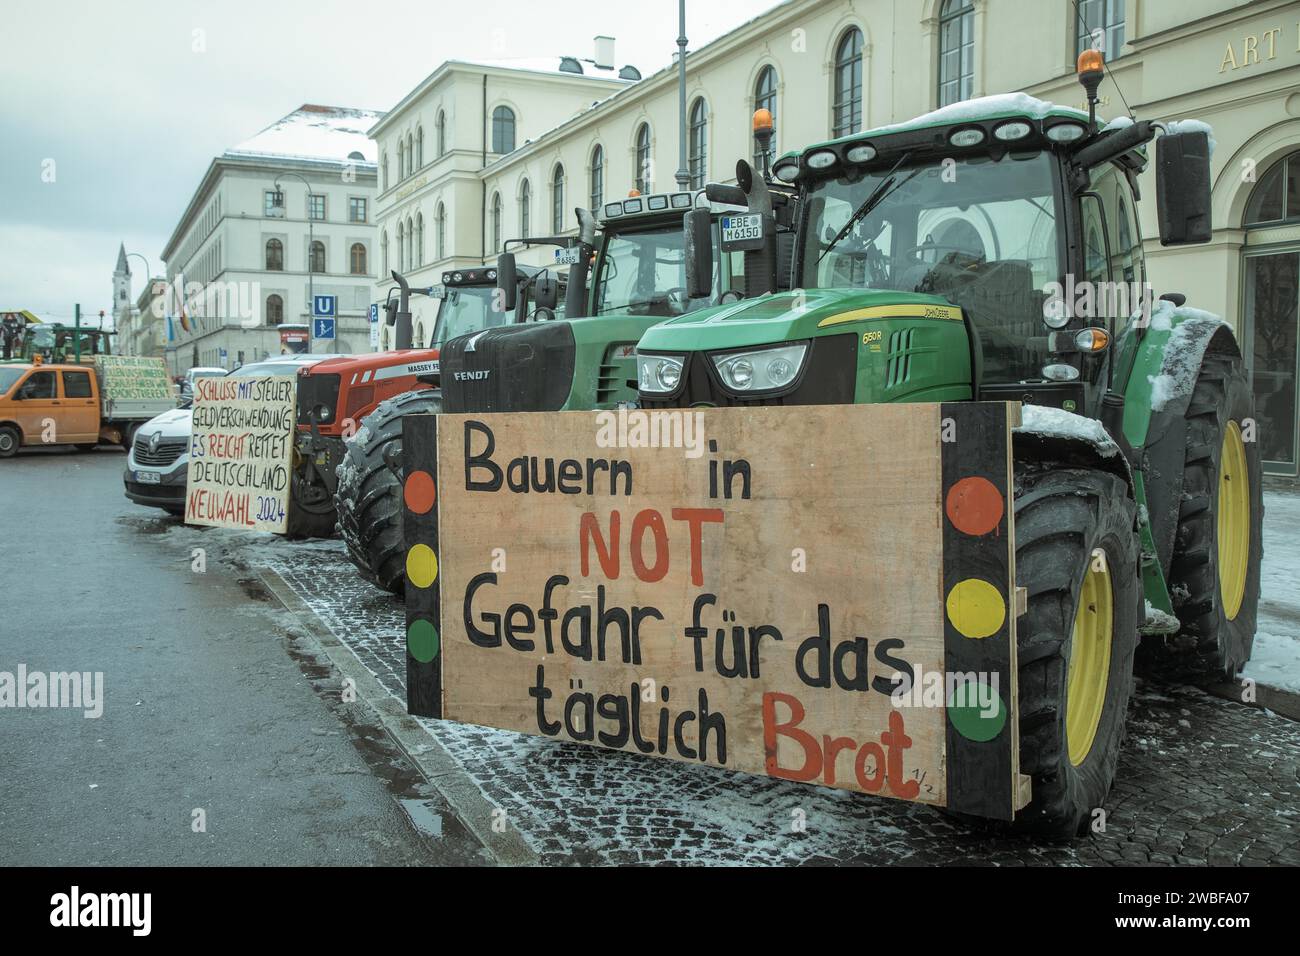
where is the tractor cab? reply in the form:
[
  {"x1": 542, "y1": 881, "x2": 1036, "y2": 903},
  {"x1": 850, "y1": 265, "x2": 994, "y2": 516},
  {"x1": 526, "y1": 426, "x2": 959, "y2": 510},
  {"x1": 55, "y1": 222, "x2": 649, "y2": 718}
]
[
  {"x1": 12, "y1": 324, "x2": 114, "y2": 365},
  {"x1": 645, "y1": 81, "x2": 1211, "y2": 418}
]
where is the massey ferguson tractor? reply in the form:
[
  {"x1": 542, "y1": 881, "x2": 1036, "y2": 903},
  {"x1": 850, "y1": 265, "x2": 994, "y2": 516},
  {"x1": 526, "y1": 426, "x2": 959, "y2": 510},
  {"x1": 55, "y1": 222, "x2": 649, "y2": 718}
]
[
  {"x1": 335, "y1": 185, "x2": 780, "y2": 593},
  {"x1": 633, "y1": 53, "x2": 1262, "y2": 835},
  {"x1": 289, "y1": 263, "x2": 547, "y2": 537}
]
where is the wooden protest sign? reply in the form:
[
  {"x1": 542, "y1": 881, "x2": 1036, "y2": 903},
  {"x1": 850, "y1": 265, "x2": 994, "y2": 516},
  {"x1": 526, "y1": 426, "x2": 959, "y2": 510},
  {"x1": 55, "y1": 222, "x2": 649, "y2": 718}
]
[
  {"x1": 92, "y1": 355, "x2": 173, "y2": 401},
  {"x1": 403, "y1": 403, "x2": 1025, "y2": 820},
  {"x1": 185, "y1": 376, "x2": 296, "y2": 533}
]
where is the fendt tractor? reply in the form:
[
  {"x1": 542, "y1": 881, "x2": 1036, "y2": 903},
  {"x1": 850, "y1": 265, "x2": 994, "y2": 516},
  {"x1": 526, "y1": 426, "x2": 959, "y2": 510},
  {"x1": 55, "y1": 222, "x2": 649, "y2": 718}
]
[
  {"x1": 288, "y1": 263, "x2": 549, "y2": 537},
  {"x1": 634, "y1": 53, "x2": 1263, "y2": 835},
  {"x1": 0, "y1": 322, "x2": 115, "y2": 366},
  {"x1": 337, "y1": 171, "x2": 790, "y2": 594}
]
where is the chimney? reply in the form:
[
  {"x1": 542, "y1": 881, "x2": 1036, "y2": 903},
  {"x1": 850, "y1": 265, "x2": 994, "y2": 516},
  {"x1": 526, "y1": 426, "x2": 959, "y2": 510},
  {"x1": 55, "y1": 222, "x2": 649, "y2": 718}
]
[{"x1": 593, "y1": 35, "x2": 615, "y2": 70}]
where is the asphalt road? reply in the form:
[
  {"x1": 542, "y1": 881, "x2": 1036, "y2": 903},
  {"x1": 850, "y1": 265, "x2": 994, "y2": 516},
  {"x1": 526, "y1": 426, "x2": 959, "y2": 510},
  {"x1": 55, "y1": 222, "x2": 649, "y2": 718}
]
[{"x1": 0, "y1": 447, "x2": 484, "y2": 865}]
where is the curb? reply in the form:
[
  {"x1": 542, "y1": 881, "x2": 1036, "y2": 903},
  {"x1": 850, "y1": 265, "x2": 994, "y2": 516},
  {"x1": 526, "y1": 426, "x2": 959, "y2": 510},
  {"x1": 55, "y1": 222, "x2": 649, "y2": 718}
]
[
  {"x1": 1204, "y1": 679, "x2": 1300, "y2": 723},
  {"x1": 258, "y1": 568, "x2": 540, "y2": 866}
]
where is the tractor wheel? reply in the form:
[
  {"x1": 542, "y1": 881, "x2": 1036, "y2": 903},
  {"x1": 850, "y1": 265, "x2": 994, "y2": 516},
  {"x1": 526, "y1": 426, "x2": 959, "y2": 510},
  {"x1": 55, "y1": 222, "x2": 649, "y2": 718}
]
[
  {"x1": 1013, "y1": 464, "x2": 1141, "y2": 837},
  {"x1": 0, "y1": 425, "x2": 19, "y2": 458},
  {"x1": 335, "y1": 388, "x2": 441, "y2": 595},
  {"x1": 1146, "y1": 350, "x2": 1263, "y2": 680}
]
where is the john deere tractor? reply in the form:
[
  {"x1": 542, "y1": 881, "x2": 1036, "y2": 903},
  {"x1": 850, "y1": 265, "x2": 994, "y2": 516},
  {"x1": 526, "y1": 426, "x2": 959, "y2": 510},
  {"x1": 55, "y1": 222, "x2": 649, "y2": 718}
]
[
  {"x1": 635, "y1": 59, "x2": 1262, "y2": 835},
  {"x1": 339, "y1": 186, "x2": 790, "y2": 594}
]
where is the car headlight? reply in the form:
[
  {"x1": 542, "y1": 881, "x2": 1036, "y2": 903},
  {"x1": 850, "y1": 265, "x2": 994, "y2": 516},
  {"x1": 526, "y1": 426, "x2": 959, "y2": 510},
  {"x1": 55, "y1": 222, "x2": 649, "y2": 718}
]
[
  {"x1": 711, "y1": 343, "x2": 808, "y2": 392},
  {"x1": 638, "y1": 354, "x2": 685, "y2": 393}
]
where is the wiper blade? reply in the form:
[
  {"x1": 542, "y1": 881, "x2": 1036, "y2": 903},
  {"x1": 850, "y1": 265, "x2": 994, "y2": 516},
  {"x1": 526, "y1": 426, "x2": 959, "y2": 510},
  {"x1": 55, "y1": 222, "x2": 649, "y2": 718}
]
[{"x1": 817, "y1": 151, "x2": 913, "y2": 264}]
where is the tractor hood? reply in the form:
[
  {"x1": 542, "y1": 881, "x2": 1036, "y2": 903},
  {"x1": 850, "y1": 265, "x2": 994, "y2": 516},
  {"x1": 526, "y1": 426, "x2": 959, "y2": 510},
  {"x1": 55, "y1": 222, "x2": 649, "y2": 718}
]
[{"x1": 636, "y1": 288, "x2": 961, "y2": 352}]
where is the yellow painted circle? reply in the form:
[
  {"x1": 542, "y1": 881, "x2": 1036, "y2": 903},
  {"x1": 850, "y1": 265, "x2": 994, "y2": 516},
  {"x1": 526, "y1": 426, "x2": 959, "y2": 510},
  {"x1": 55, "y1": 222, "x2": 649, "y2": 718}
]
[
  {"x1": 1217, "y1": 420, "x2": 1249, "y2": 622},
  {"x1": 406, "y1": 544, "x2": 439, "y2": 589},
  {"x1": 945, "y1": 579, "x2": 1005, "y2": 639}
]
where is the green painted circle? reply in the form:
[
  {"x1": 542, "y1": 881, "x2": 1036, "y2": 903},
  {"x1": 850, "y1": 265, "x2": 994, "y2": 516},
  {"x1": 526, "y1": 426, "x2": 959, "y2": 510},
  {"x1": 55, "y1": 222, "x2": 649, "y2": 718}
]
[
  {"x1": 947, "y1": 678, "x2": 1007, "y2": 742},
  {"x1": 407, "y1": 618, "x2": 440, "y2": 663}
]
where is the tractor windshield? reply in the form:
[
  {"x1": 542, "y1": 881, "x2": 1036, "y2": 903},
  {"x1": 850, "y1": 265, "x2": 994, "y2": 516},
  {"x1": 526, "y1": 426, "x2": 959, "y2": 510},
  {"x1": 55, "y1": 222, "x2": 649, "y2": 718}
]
[
  {"x1": 594, "y1": 223, "x2": 731, "y2": 318},
  {"x1": 431, "y1": 285, "x2": 505, "y2": 348},
  {"x1": 799, "y1": 150, "x2": 1063, "y2": 383}
]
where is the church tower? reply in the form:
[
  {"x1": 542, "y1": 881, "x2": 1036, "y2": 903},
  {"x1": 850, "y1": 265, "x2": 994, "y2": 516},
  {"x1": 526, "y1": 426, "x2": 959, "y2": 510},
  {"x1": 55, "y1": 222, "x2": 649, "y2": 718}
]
[{"x1": 112, "y1": 243, "x2": 132, "y2": 352}]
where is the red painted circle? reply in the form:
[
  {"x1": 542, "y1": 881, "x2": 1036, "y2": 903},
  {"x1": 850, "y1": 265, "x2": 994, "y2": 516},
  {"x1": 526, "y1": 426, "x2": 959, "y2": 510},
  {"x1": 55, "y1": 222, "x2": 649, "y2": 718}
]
[
  {"x1": 945, "y1": 476, "x2": 1004, "y2": 536},
  {"x1": 404, "y1": 470, "x2": 437, "y2": 514}
]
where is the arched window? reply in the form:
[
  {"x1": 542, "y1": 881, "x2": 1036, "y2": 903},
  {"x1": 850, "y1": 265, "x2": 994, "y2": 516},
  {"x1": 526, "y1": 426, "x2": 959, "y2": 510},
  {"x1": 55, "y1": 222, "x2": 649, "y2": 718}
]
[
  {"x1": 520, "y1": 179, "x2": 531, "y2": 239},
  {"x1": 635, "y1": 123, "x2": 651, "y2": 194},
  {"x1": 552, "y1": 163, "x2": 565, "y2": 232},
  {"x1": 938, "y1": 0, "x2": 974, "y2": 107},
  {"x1": 266, "y1": 294, "x2": 283, "y2": 326},
  {"x1": 381, "y1": 230, "x2": 389, "y2": 274},
  {"x1": 437, "y1": 110, "x2": 446, "y2": 156},
  {"x1": 416, "y1": 127, "x2": 424, "y2": 169},
  {"x1": 406, "y1": 217, "x2": 415, "y2": 270},
  {"x1": 265, "y1": 238, "x2": 283, "y2": 271},
  {"x1": 1245, "y1": 153, "x2": 1300, "y2": 227},
  {"x1": 590, "y1": 145, "x2": 604, "y2": 210},
  {"x1": 416, "y1": 213, "x2": 425, "y2": 267},
  {"x1": 398, "y1": 140, "x2": 405, "y2": 180},
  {"x1": 688, "y1": 98, "x2": 708, "y2": 189},
  {"x1": 492, "y1": 106, "x2": 516, "y2": 154},
  {"x1": 436, "y1": 203, "x2": 446, "y2": 260},
  {"x1": 309, "y1": 240, "x2": 325, "y2": 274},
  {"x1": 406, "y1": 133, "x2": 414, "y2": 176},
  {"x1": 491, "y1": 192, "x2": 503, "y2": 252},
  {"x1": 415, "y1": 323, "x2": 425, "y2": 348},
  {"x1": 350, "y1": 242, "x2": 367, "y2": 275},
  {"x1": 753, "y1": 66, "x2": 777, "y2": 169},
  {"x1": 1076, "y1": 0, "x2": 1126, "y2": 60},
  {"x1": 832, "y1": 27, "x2": 864, "y2": 137},
  {"x1": 396, "y1": 222, "x2": 404, "y2": 273},
  {"x1": 382, "y1": 152, "x2": 388, "y2": 190}
]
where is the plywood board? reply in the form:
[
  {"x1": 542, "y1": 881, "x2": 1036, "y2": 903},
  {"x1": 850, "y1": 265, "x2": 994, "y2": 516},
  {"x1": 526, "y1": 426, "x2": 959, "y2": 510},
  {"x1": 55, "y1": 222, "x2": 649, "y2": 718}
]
[
  {"x1": 185, "y1": 376, "x2": 296, "y2": 533},
  {"x1": 404, "y1": 403, "x2": 1020, "y2": 819}
]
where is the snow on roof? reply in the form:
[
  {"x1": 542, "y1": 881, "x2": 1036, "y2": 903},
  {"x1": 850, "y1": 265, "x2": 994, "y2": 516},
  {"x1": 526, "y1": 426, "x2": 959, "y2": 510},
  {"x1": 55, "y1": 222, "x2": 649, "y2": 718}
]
[
  {"x1": 866, "y1": 93, "x2": 1087, "y2": 139},
  {"x1": 455, "y1": 57, "x2": 637, "y2": 82},
  {"x1": 225, "y1": 105, "x2": 384, "y2": 166}
]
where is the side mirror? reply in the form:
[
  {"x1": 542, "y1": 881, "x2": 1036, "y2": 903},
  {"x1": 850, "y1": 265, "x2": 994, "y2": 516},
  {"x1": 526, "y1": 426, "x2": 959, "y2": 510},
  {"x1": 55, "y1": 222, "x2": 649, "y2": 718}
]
[
  {"x1": 684, "y1": 207, "x2": 713, "y2": 299},
  {"x1": 1155, "y1": 130, "x2": 1212, "y2": 245},
  {"x1": 497, "y1": 253, "x2": 518, "y2": 311},
  {"x1": 384, "y1": 299, "x2": 399, "y2": 327},
  {"x1": 534, "y1": 273, "x2": 559, "y2": 312}
]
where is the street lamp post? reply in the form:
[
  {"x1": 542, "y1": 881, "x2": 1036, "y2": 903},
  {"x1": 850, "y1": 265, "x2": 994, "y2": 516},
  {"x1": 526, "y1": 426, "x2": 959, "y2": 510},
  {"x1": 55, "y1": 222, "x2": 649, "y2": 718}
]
[
  {"x1": 674, "y1": 0, "x2": 690, "y2": 190},
  {"x1": 271, "y1": 172, "x2": 316, "y2": 348},
  {"x1": 125, "y1": 251, "x2": 151, "y2": 356}
]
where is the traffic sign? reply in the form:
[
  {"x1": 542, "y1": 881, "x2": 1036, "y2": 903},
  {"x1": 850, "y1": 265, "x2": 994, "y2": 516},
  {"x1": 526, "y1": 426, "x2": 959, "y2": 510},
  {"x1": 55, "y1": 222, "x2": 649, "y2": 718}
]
[
  {"x1": 312, "y1": 294, "x2": 337, "y2": 317},
  {"x1": 369, "y1": 304, "x2": 379, "y2": 348},
  {"x1": 313, "y1": 317, "x2": 336, "y2": 340}
]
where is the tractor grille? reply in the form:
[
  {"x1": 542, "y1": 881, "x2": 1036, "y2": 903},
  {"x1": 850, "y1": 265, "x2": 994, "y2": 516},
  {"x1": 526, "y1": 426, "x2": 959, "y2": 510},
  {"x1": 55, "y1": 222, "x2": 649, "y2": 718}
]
[
  {"x1": 296, "y1": 372, "x2": 341, "y2": 426},
  {"x1": 640, "y1": 334, "x2": 858, "y2": 408},
  {"x1": 133, "y1": 434, "x2": 188, "y2": 466},
  {"x1": 441, "y1": 323, "x2": 576, "y2": 413}
]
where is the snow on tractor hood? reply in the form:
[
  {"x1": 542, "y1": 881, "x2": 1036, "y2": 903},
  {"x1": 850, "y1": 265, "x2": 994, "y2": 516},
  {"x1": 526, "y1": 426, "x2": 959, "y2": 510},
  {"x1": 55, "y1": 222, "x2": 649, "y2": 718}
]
[
  {"x1": 1015, "y1": 404, "x2": 1120, "y2": 458},
  {"x1": 636, "y1": 288, "x2": 960, "y2": 353}
]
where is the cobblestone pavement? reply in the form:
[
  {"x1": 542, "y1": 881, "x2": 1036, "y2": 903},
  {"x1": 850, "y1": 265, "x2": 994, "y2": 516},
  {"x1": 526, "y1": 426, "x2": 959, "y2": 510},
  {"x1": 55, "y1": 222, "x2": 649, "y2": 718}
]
[{"x1": 222, "y1": 533, "x2": 1300, "y2": 867}]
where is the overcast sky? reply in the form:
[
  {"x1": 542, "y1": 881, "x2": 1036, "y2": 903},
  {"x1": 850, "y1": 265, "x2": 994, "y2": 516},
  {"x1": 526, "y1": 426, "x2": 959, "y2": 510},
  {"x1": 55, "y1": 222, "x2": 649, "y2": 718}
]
[{"x1": 0, "y1": 0, "x2": 775, "y2": 324}]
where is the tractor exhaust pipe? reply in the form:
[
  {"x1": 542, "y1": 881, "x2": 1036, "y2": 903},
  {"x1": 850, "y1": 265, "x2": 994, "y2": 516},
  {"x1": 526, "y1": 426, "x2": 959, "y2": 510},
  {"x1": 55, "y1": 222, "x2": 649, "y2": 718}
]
[{"x1": 392, "y1": 270, "x2": 413, "y2": 350}]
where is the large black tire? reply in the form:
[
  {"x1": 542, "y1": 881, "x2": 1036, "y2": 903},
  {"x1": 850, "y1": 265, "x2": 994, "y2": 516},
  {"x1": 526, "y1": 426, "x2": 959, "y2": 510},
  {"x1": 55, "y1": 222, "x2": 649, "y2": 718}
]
[
  {"x1": 286, "y1": 493, "x2": 337, "y2": 539},
  {"x1": 336, "y1": 389, "x2": 442, "y2": 594},
  {"x1": 1014, "y1": 464, "x2": 1141, "y2": 837},
  {"x1": 1144, "y1": 350, "x2": 1263, "y2": 680}
]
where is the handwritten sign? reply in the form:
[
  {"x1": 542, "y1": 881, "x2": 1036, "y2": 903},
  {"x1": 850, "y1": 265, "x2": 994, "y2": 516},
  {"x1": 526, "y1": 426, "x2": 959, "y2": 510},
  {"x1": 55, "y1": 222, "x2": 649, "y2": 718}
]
[
  {"x1": 186, "y1": 376, "x2": 296, "y2": 533},
  {"x1": 403, "y1": 403, "x2": 1024, "y2": 820},
  {"x1": 93, "y1": 355, "x2": 173, "y2": 401}
]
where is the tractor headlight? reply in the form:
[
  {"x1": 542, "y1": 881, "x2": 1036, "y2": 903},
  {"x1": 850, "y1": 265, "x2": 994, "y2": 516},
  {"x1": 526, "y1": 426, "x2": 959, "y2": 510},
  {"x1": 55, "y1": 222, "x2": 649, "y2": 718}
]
[
  {"x1": 638, "y1": 354, "x2": 685, "y2": 393},
  {"x1": 313, "y1": 403, "x2": 333, "y2": 423},
  {"x1": 711, "y1": 343, "x2": 808, "y2": 392}
]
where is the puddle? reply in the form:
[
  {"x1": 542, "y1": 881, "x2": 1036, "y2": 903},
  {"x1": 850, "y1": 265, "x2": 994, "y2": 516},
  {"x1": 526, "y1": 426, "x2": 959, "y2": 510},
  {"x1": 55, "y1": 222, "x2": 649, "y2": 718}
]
[{"x1": 398, "y1": 799, "x2": 445, "y2": 839}]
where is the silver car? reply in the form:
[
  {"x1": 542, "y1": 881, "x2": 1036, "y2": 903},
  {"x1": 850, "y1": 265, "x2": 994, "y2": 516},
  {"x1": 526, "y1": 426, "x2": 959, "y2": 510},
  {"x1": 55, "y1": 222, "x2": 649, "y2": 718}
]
[{"x1": 123, "y1": 355, "x2": 324, "y2": 515}]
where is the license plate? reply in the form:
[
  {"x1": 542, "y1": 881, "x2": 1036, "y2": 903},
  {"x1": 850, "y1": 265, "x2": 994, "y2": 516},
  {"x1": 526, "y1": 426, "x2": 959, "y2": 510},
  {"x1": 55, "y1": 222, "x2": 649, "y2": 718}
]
[
  {"x1": 721, "y1": 214, "x2": 763, "y2": 244},
  {"x1": 136, "y1": 471, "x2": 161, "y2": 485},
  {"x1": 554, "y1": 247, "x2": 581, "y2": 266}
]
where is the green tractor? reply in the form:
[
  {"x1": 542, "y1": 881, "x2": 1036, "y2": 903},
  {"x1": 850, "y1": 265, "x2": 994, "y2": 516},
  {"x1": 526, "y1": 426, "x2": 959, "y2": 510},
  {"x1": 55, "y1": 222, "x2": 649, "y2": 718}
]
[
  {"x1": 339, "y1": 188, "x2": 792, "y2": 594},
  {"x1": 635, "y1": 75, "x2": 1261, "y2": 834}
]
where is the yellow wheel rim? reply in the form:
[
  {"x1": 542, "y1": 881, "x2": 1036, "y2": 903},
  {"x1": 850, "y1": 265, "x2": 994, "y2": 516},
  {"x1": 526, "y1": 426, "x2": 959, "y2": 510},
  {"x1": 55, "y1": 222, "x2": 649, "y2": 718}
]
[
  {"x1": 1217, "y1": 421, "x2": 1250, "y2": 622},
  {"x1": 1066, "y1": 549, "x2": 1113, "y2": 767}
]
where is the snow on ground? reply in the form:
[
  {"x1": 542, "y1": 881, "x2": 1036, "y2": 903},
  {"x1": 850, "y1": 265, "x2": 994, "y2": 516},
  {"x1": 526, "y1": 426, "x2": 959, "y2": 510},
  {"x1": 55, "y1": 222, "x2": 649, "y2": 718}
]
[{"x1": 1249, "y1": 489, "x2": 1300, "y2": 694}]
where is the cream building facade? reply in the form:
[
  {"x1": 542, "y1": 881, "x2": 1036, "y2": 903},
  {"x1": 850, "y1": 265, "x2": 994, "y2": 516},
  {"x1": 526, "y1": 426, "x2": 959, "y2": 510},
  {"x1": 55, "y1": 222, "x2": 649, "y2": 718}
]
[
  {"x1": 369, "y1": 52, "x2": 636, "y2": 348},
  {"x1": 376, "y1": 0, "x2": 1300, "y2": 473},
  {"x1": 160, "y1": 105, "x2": 382, "y2": 375}
]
